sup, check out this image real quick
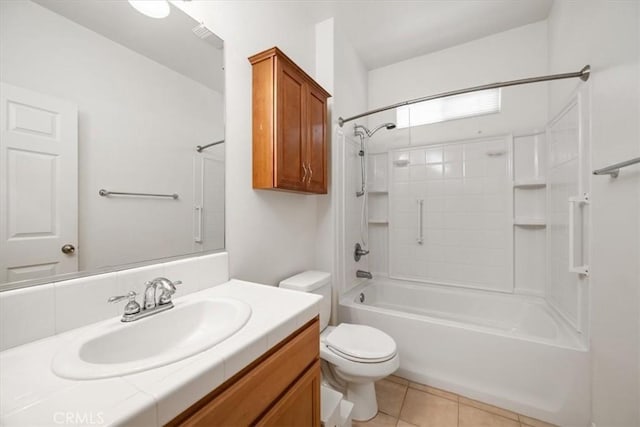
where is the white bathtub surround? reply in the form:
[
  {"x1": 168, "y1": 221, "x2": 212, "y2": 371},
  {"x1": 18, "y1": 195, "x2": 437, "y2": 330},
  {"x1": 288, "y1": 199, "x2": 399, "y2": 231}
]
[
  {"x1": 388, "y1": 136, "x2": 514, "y2": 293},
  {"x1": 0, "y1": 280, "x2": 321, "y2": 426},
  {"x1": 0, "y1": 252, "x2": 229, "y2": 351},
  {"x1": 339, "y1": 279, "x2": 589, "y2": 426}
]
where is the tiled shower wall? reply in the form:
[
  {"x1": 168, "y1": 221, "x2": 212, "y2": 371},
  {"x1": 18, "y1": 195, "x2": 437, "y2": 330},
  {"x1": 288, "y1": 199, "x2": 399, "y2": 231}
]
[{"x1": 388, "y1": 136, "x2": 513, "y2": 292}]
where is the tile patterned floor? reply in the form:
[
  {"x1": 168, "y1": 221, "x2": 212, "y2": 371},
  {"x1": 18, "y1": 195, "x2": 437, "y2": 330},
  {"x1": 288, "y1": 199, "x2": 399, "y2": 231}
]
[{"x1": 353, "y1": 375, "x2": 556, "y2": 427}]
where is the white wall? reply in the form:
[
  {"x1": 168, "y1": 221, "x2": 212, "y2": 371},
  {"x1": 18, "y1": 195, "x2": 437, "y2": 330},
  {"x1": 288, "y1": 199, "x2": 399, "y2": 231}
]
[
  {"x1": 173, "y1": 1, "x2": 326, "y2": 286},
  {"x1": 332, "y1": 16, "x2": 370, "y2": 293},
  {"x1": 0, "y1": 1, "x2": 223, "y2": 271},
  {"x1": 367, "y1": 21, "x2": 548, "y2": 152},
  {"x1": 547, "y1": 2, "x2": 640, "y2": 426}
]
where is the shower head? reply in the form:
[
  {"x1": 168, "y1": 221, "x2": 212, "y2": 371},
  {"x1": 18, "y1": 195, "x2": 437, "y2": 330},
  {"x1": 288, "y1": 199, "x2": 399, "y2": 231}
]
[{"x1": 354, "y1": 122, "x2": 396, "y2": 138}]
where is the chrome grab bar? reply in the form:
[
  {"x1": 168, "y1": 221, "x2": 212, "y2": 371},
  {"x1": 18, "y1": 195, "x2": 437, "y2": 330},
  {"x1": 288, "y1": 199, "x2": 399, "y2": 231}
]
[
  {"x1": 99, "y1": 189, "x2": 179, "y2": 199},
  {"x1": 196, "y1": 139, "x2": 224, "y2": 153},
  {"x1": 417, "y1": 199, "x2": 424, "y2": 245},
  {"x1": 592, "y1": 157, "x2": 640, "y2": 178}
]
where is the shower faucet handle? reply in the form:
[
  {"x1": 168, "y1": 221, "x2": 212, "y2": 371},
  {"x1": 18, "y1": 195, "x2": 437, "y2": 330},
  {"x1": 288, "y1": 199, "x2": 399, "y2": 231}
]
[{"x1": 354, "y1": 243, "x2": 369, "y2": 262}]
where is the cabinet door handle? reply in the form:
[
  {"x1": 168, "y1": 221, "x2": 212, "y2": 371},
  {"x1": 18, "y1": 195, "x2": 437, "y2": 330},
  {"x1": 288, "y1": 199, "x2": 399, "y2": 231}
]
[
  {"x1": 302, "y1": 163, "x2": 308, "y2": 183},
  {"x1": 307, "y1": 164, "x2": 313, "y2": 183}
]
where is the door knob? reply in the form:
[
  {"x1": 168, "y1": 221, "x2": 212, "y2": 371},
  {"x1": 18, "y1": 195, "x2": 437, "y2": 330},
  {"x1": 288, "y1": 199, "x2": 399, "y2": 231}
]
[{"x1": 61, "y1": 244, "x2": 76, "y2": 254}]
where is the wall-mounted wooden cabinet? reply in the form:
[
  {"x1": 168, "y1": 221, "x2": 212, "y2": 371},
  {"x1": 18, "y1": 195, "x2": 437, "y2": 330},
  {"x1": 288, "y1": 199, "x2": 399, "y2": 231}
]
[{"x1": 249, "y1": 47, "x2": 331, "y2": 194}]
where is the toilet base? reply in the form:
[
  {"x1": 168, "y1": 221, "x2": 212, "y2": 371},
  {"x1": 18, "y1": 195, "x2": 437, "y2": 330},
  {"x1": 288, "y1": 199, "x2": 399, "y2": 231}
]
[{"x1": 346, "y1": 382, "x2": 378, "y2": 421}]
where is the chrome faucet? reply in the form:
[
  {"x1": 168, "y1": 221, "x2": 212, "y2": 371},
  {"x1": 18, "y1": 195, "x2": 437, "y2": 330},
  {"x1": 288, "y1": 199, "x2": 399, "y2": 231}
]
[
  {"x1": 354, "y1": 243, "x2": 369, "y2": 262},
  {"x1": 109, "y1": 277, "x2": 181, "y2": 322},
  {"x1": 356, "y1": 270, "x2": 373, "y2": 279},
  {"x1": 143, "y1": 277, "x2": 181, "y2": 310}
]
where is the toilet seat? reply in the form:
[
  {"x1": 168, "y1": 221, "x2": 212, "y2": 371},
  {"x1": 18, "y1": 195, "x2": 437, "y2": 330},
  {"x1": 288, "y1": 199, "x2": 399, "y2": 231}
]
[{"x1": 325, "y1": 324, "x2": 397, "y2": 363}]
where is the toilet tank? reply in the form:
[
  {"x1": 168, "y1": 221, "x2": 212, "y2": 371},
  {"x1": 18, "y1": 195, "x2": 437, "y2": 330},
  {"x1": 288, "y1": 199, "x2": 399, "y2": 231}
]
[{"x1": 279, "y1": 271, "x2": 331, "y2": 331}]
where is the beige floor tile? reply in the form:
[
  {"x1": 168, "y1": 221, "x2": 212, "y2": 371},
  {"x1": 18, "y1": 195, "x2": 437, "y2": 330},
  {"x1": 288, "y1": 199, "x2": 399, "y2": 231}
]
[
  {"x1": 387, "y1": 375, "x2": 410, "y2": 386},
  {"x1": 459, "y1": 404, "x2": 520, "y2": 427},
  {"x1": 396, "y1": 420, "x2": 418, "y2": 427},
  {"x1": 376, "y1": 378, "x2": 408, "y2": 417},
  {"x1": 459, "y1": 396, "x2": 519, "y2": 421},
  {"x1": 519, "y1": 414, "x2": 557, "y2": 427},
  {"x1": 353, "y1": 412, "x2": 398, "y2": 427},
  {"x1": 408, "y1": 382, "x2": 458, "y2": 402},
  {"x1": 399, "y1": 388, "x2": 458, "y2": 427}
]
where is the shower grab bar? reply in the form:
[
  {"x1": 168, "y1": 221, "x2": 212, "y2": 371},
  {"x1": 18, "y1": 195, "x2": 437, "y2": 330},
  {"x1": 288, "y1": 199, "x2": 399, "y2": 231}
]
[
  {"x1": 196, "y1": 139, "x2": 224, "y2": 153},
  {"x1": 568, "y1": 193, "x2": 589, "y2": 276},
  {"x1": 194, "y1": 206, "x2": 203, "y2": 243},
  {"x1": 98, "y1": 189, "x2": 179, "y2": 200},
  {"x1": 592, "y1": 156, "x2": 640, "y2": 178},
  {"x1": 417, "y1": 199, "x2": 424, "y2": 245}
]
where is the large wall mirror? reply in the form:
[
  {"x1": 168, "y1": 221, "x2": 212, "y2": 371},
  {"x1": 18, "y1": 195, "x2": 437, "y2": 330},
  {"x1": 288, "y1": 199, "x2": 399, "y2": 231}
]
[{"x1": 0, "y1": 0, "x2": 225, "y2": 290}]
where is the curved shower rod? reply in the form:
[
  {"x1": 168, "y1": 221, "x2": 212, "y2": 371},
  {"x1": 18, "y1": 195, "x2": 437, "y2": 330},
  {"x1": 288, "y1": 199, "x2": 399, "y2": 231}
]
[{"x1": 338, "y1": 65, "x2": 591, "y2": 127}]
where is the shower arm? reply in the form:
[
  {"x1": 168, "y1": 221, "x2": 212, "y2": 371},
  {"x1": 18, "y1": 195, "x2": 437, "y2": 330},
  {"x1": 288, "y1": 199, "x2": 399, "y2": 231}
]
[{"x1": 338, "y1": 65, "x2": 591, "y2": 127}]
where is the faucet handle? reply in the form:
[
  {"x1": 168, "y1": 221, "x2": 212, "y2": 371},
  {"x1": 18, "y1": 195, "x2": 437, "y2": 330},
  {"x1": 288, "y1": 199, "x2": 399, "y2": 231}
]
[
  {"x1": 108, "y1": 291, "x2": 141, "y2": 316},
  {"x1": 158, "y1": 279, "x2": 181, "y2": 305}
]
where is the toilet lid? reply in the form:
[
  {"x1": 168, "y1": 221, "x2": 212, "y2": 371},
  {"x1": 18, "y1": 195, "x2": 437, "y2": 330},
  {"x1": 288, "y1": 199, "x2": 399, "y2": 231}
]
[{"x1": 325, "y1": 324, "x2": 396, "y2": 362}]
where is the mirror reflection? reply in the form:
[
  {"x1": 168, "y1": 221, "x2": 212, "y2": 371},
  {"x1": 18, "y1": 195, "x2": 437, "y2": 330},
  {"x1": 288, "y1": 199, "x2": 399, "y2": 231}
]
[{"x1": 0, "y1": 0, "x2": 225, "y2": 289}]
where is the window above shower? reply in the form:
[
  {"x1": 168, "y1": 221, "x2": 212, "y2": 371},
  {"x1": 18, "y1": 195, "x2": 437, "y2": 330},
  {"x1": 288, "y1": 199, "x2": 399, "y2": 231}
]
[{"x1": 396, "y1": 89, "x2": 501, "y2": 129}]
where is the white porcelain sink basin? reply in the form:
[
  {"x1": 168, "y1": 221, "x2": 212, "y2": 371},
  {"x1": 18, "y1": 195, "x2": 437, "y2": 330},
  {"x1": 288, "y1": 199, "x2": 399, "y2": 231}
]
[{"x1": 52, "y1": 297, "x2": 251, "y2": 380}]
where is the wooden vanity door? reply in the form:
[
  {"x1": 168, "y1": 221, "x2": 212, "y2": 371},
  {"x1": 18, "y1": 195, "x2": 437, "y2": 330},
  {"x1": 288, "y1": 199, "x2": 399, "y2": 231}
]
[
  {"x1": 275, "y1": 58, "x2": 307, "y2": 191},
  {"x1": 257, "y1": 360, "x2": 321, "y2": 427}
]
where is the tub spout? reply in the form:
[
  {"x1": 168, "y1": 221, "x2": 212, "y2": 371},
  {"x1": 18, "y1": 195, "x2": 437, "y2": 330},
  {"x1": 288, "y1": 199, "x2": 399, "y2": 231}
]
[{"x1": 356, "y1": 270, "x2": 373, "y2": 279}]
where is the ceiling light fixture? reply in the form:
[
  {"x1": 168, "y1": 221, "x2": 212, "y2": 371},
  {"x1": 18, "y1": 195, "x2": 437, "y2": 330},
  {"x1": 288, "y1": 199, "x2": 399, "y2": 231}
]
[{"x1": 128, "y1": 0, "x2": 171, "y2": 19}]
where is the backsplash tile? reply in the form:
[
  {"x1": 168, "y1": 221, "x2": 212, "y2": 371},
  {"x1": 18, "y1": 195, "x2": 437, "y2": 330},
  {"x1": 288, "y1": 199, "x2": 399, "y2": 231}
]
[
  {"x1": 163, "y1": 258, "x2": 205, "y2": 296},
  {"x1": 116, "y1": 264, "x2": 166, "y2": 301},
  {"x1": 0, "y1": 252, "x2": 229, "y2": 351},
  {"x1": 55, "y1": 272, "x2": 120, "y2": 334},
  {"x1": 0, "y1": 284, "x2": 55, "y2": 351}
]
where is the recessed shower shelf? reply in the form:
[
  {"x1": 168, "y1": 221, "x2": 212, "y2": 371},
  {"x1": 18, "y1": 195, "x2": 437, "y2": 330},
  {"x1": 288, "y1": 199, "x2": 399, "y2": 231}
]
[
  {"x1": 513, "y1": 178, "x2": 546, "y2": 189},
  {"x1": 514, "y1": 217, "x2": 546, "y2": 227},
  {"x1": 368, "y1": 219, "x2": 389, "y2": 224}
]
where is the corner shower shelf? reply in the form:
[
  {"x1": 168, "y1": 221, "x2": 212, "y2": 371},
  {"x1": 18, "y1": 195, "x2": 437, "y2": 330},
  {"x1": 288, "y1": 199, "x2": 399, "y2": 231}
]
[
  {"x1": 368, "y1": 219, "x2": 389, "y2": 224},
  {"x1": 514, "y1": 217, "x2": 546, "y2": 227},
  {"x1": 513, "y1": 178, "x2": 546, "y2": 189}
]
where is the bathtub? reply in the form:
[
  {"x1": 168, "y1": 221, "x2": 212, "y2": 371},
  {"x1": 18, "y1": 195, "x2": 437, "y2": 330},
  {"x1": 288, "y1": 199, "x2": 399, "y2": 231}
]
[{"x1": 338, "y1": 278, "x2": 590, "y2": 426}]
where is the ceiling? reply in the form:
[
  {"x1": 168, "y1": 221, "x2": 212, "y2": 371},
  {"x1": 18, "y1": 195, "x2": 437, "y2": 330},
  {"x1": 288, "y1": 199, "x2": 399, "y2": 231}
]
[
  {"x1": 34, "y1": 0, "x2": 224, "y2": 93},
  {"x1": 309, "y1": 0, "x2": 554, "y2": 70}
]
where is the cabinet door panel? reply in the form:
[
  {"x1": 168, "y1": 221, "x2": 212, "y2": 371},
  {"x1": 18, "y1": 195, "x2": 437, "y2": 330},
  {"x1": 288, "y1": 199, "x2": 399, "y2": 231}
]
[
  {"x1": 307, "y1": 87, "x2": 327, "y2": 193},
  {"x1": 276, "y1": 60, "x2": 306, "y2": 190},
  {"x1": 256, "y1": 360, "x2": 321, "y2": 427},
  {"x1": 172, "y1": 319, "x2": 319, "y2": 427}
]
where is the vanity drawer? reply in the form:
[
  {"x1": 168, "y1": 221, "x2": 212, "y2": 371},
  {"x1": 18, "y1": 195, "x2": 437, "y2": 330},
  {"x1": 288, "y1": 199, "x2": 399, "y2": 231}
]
[{"x1": 170, "y1": 317, "x2": 320, "y2": 426}]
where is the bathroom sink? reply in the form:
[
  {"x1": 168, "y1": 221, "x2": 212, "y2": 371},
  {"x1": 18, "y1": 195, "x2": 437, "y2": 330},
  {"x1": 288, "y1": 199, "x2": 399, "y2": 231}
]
[{"x1": 52, "y1": 297, "x2": 251, "y2": 380}]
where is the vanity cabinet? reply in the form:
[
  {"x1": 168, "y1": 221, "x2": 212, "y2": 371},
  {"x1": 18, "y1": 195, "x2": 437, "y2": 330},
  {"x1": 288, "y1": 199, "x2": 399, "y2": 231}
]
[
  {"x1": 169, "y1": 318, "x2": 320, "y2": 426},
  {"x1": 249, "y1": 47, "x2": 331, "y2": 194}
]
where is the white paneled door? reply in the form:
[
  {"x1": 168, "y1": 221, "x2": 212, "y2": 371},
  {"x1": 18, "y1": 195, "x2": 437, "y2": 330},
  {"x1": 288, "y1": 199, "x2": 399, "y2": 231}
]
[{"x1": 0, "y1": 82, "x2": 78, "y2": 285}]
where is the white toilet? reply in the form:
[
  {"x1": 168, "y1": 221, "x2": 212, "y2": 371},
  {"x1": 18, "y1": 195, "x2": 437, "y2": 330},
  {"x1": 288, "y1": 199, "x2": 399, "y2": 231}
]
[{"x1": 280, "y1": 271, "x2": 399, "y2": 421}]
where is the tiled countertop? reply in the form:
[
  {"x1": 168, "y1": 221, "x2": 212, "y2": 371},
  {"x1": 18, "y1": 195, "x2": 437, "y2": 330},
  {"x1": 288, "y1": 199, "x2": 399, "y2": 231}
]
[{"x1": 0, "y1": 280, "x2": 321, "y2": 426}]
